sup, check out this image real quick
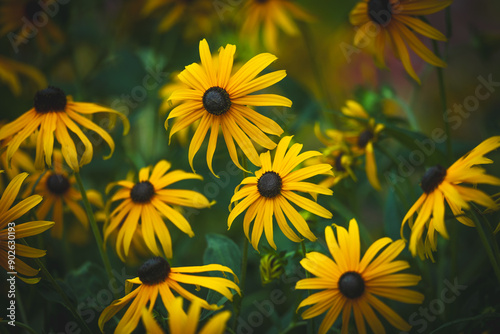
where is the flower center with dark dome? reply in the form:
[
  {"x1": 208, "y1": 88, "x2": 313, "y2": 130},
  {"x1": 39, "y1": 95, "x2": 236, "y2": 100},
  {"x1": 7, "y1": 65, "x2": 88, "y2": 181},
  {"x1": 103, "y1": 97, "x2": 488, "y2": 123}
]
[
  {"x1": 420, "y1": 165, "x2": 447, "y2": 194},
  {"x1": 24, "y1": 0, "x2": 43, "y2": 22},
  {"x1": 368, "y1": 0, "x2": 392, "y2": 25},
  {"x1": 138, "y1": 257, "x2": 171, "y2": 285},
  {"x1": 130, "y1": 181, "x2": 155, "y2": 203},
  {"x1": 357, "y1": 129, "x2": 374, "y2": 148},
  {"x1": 203, "y1": 86, "x2": 231, "y2": 116},
  {"x1": 34, "y1": 86, "x2": 67, "y2": 113},
  {"x1": 338, "y1": 272, "x2": 365, "y2": 299},
  {"x1": 257, "y1": 171, "x2": 282, "y2": 198},
  {"x1": 334, "y1": 153, "x2": 346, "y2": 172},
  {"x1": 46, "y1": 173, "x2": 70, "y2": 195}
]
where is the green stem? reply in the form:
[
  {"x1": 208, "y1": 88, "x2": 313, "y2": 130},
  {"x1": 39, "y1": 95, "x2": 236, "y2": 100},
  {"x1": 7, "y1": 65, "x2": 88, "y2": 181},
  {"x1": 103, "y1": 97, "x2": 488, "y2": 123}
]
[
  {"x1": 19, "y1": 239, "x2": 92, "y2": 334},
  {"x1": 73, "y1": 172, "x2": 117, "y2": 298},
  {"x1": 0, "y1": 320, "x2": 38, "y2": 334},
  {"x1": 300, "y1": 241, "x2": 314, "y2": 334},
  {"x1": 470, "y1": 209, "x2": 500, "y2": 284}
]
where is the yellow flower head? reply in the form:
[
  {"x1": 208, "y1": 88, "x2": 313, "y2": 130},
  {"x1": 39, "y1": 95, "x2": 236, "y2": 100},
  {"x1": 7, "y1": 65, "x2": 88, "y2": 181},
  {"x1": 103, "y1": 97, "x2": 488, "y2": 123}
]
[
  {"x1": 0, "y1": 86, "x2": 129, "y2": 172},
  {"x1": 105, "y1": 160, "x2": 213, "y2": 261},
  {"x1": 99, "y1": 257, "x2": 240, "y2": 334},
  {"x1": 0, "y1": 172, "x2": 54, "y2": 283},
  {"x1": 402, "y1": 136, "x2": 500, "y2": 259},
  {"x1": 228, "y1": 136, "x2": 333, "y2": 251},
  {"x1": 296, "y1": 219, "x2": 424, "y2": 334},
  {"x1": 166, "y1": 39, "x2": 291, "y2": 174},
  {"x1": 349, "y1": 0, "x2": 453, "y2": 83}
]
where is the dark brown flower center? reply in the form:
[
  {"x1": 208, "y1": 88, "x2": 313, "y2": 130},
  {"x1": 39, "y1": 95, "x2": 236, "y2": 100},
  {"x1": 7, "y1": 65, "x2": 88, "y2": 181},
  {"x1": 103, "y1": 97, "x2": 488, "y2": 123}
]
[
  {"x1": 420, "y1": 165, "x2": 447, "y2": 194},
  {"x1": 46, "y1": 173, "x2": 70, "y2": 195},
  {"x1": 130, "y1": 181, "x2": 155, "y2": 203},
  {"x1": 203, "y1": 86, "x2": 231, "y2": 116},
  {"x1": 257, "y1": 171, "x2": 282, "y2": 198},
  {"x1": 338, "y1": 271, "x2": 365, "y2": 299},
  {"x1": 357, "y1": 130, "x2": 374, "y2": 148},
  {"x1": 368, "y1": 0, "x2": 392, "y2": 25},
  {"x1": 334, "y1": 153, "x2": 346, "y2": 172},
  {"x1": 138, "y1": 257, "x2": 171, "y2": 285},
  {"x1": 34, "y1": 86, "x2": 67, "y2": 113}
]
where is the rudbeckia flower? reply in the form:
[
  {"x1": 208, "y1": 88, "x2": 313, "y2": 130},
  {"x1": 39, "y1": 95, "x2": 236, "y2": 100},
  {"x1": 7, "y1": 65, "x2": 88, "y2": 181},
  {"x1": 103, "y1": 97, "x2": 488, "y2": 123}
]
[
  {"x1": 296, "y1": 219, "x2": 424, "y2": 334},
  {"x1": 0, "y1": 56, "x2": 46, "y2": 95},
  {"x1": 104, "y1": 160, "x2": 213, "y2": 261},
  {"x1": 349, "y1": 0, "x2": 452, "y2": 83},
  {"x1": 23, "y1": 150, "x2": 103, "y2": 239},
  {"x1": 228, "y1": 136, "x2": 333, "y2": 251},
  {"x1": 0, "y1": 172, "x2": 54, "y2": 284},
  {"x1": 141, "y1": 297, "x2": 231, "y2": 334},
  {"x1": 166, "y1": 39, "x2": 291, "y2": 174},
  {"x1": 99, "y1": 257, "x2": 240, "y2": 334},
  {"x1": 402, "y1": 136, "x2": 500, "y2": 258},
  {"x1": 0, "y1": 86, "x2": 130, "y2": 172},
  {"x1": 240, "y1": 0, "x2": 314, "y2": 52}
]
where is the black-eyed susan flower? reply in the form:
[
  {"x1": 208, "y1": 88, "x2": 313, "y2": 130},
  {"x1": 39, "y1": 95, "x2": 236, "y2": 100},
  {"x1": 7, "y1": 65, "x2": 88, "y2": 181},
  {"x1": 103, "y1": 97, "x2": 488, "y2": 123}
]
[
  {"x1": 166, "y1": 39, "x2": 290, "y2": 174},
  {"x1": 349, "y1": 0, "x2": 452, "y2": 83},
  {"x1": 296, "y1": 219, "x2": 424, "y2": 334},
  {"x1": 0, "y1": 0, "x2": 64, "y2": 53},
  {"x1": 228, "y1": 136, "x2": 333, "y2": 251},
  {"x1": 0, "y1": 172, "x2": 54, "y2": 284},
  {"x1": 0, "y1": 56, "x2": 46, "y2": 95},
  {"x1": 104, "y1": 160, "x2": 213, "y2": 261},
  {"x1": 341, "y1": 100, "x2": 384, "y2": 190},
  {"x1": 402, "y1": 136, "x2": 500, "y2": 258},
  {"x1": 99, "y1": 256, "x2": 240, "y2": 334},
  {"x1": 0, "y1": 86, "x2": 130, "y2": 172},
  {"x1": 240, "y1": 0, "x2": 314, "y2": 52},
  {"x1": 0, "y1": 134, "x2": 35, "y2": 192},
  {"x1": 141, "y1": 297, "x2": 231, "y2": 334},
  {"x1": 23, "y1": 150, "x2": 103, "y2": 239}
]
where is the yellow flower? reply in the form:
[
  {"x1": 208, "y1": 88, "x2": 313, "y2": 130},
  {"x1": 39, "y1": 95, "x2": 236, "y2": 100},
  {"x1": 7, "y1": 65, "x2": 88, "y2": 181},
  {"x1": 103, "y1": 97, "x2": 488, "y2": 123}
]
[
  {"x1": 349, "y1": 0, "x2": 452, "y2": 83},
  {"x1": 104, "y1": 160, "x2": 213, "y2": 261},
  {"x1": 166, "y1": 39, "x2": 290, "y2": 174},
  {"x1": 228, "y1": 136, "x2": 333, "y2": 251},
  {"x1": 0, "y1": 86, "x2": 130, "y2": 172},
  {"x1": 23, "y1": 150, "x2": 103, "y2": 239},
  {"x1": 99, "y1": 257, "x2": 240, "y2": 334},
  {"x1": 0, "y1": 56, "x2": 46, "y2": 95},
  {"x1": 402, "y1": 136, "x2": 500, "y2": 259},
  {"x1": 240, "y1": 0, "x2": 314, "y2": 52},
  {"x1": 0, "y1": 172, "x2": 54, "y2": 283},
  {"x1": 0, "y1": 0, "x2": 64, "y2": 53},
  {"x1": 296, "y1": 219, "x2": 424, "y2": 334},
  {"x1": 141, "y1": 297, "x2": 231, "y2": 334}
]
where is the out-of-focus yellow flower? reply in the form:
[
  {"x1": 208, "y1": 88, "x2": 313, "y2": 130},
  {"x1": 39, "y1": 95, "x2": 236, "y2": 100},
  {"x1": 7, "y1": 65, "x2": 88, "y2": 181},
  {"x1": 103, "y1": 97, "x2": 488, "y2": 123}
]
[{"x1": 0, "y1": 56, "x2": 46, "y2": 95}]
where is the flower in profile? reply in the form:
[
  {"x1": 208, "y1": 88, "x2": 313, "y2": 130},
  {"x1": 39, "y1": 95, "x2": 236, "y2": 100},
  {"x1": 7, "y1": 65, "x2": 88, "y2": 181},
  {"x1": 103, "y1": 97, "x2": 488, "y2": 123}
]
[
  {"x1": 141, "y1": 297, "x2": 231, "y2": 334},
  {"x1": 228, "y1": 136, "x2": 333, "y2": 251},
  {"x1": 0, "y1": 0, "x2": 64, "y2": 53},
  {"x1": 23, "y1": 150, "x2": 103, "y2": 239},
  {"x1": 99, "y1": 257, "x2": 240, "y2": 334},
  {"x1": 0, "y1": 132, "x2": 35, "y2": 192},
  {"x1": 166, "y1": 39, "x2": 290, "y2": 174},
  {"x1": 296, "y1": 219, "x2": 424, "y2": 334},
  {"x1": 104, "y1": 160, "x2": 213, "y2": 261},
  {"x1": 341, "y1": 100, "x2": 384, "y2": 190},
  {"x1": 0, "y1": 56, "x2": 46, "y2": 95},
  {"x1": 240, "y1": 0, "x2": 314, "y2": 52},
  {"x1": 0, "y1": 86, "x2": 130, "y2": 172},
  {"x1": 0, "y1": 172, "x2": 54, "y2": 284},
  {"x1": 402, "y1": 136, "x2": 500, "y2": 259},
  {"x1": 349, "y1": 0, "x2": 452, "y2": 83}
]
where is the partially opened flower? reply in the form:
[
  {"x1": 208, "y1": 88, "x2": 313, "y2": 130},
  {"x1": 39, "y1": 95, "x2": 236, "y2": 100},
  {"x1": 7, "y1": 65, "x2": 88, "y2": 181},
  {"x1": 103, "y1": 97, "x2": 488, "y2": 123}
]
[
  {"x1": 240, "y1": 0, "x2": 314, "y2": 52},
  {"x1": 349, "y1": 0, "x2": 452, "y2": 83},
  {"x1": 228, "y1": 136, "x2": 333, "y2": 251},
  {"x1": 23, "y1": 150, "x2": 103, "y2": 239},
  {"x1": 0, "y1": 172, "x2": 54, "y2": 283},
  {"x1": 141, "y1": 297, "x2": 231, "y2": 334},
  {"x1": 166, "y1": 39, "x2": 290, "y2": 174},
  {"x1": 402, "y1": 136, "x2": 500, "y2": 258},
  {"x1": 0, "y1": 86, "x2": 130, "y2": 172},
  {"x1": 99, "y1": 257, "x2": 240, "y2": 334},
  {"x1": 0, "y1": 56, "x2": 46, "y2": 95},
  {"x1": 296, "y1": 219, "x2": 424, "y2": 334},
  {"x1": 104, "y1": 160, "x2": 213, "y2": 261}
]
